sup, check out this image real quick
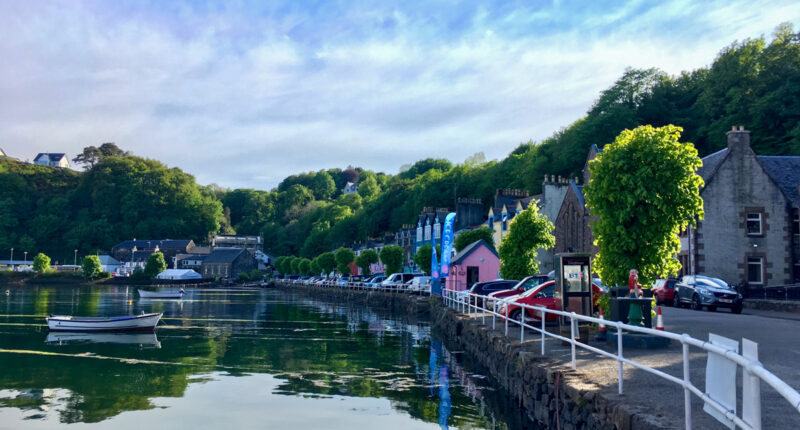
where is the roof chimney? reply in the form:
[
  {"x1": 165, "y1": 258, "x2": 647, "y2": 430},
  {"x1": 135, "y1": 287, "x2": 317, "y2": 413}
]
[{"x1": 726, "y1": 126, "x2": 751, "y2": 152}]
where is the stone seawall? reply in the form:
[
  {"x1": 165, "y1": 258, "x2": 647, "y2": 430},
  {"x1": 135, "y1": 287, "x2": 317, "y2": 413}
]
[{"x1": 277, "y1": 283, "x2": 671, "y2": 430}]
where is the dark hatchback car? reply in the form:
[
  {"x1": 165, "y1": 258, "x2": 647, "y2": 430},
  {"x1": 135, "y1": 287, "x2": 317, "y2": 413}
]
[
  {"x1": 469, "y1": 280, "x2": 519, "y2": 305},
  {"x1": 674, "y1": 275, "x2": 743, "y2": 313}
]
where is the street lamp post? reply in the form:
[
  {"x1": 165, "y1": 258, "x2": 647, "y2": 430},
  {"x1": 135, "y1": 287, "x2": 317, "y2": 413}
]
[
  {"x1": 74, "y1": 249, "x2": 78, "y2": 269},
  {"x1": 24, "y1": 251, "x2": 28, "y2": 266},
  {"x1": 9, "y1": 248, "x2": 12, "y2": 271}
]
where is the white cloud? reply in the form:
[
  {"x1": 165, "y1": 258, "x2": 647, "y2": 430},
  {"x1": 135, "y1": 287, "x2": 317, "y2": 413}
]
[{"x1": 0, "y1": 1, "x2": 798, "y2": 189}]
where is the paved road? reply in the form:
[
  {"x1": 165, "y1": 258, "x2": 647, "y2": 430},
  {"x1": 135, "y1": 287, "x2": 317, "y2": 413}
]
[{"x1": 495, "y1": 303, "x2": 800, "y2": 429}]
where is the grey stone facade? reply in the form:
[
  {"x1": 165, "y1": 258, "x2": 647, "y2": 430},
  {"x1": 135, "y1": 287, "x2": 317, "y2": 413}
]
[
  {"x1": 687, "y1": 127, "x2": 800, "y2": 286},
  {"x1": 535, "y1": 177, "x2": 570, "y2": 274}
]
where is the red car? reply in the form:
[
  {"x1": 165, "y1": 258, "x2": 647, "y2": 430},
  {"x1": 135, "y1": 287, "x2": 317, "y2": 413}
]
[
  {"x1": 487, "y1": 275, "x2": 551, "y2": 302},
  {"x1": 652, "y1": 278, "x2": 679, "y2": 306},
  {"x1": 499, "y1": 280, "x2": 604, "y2": 322}
]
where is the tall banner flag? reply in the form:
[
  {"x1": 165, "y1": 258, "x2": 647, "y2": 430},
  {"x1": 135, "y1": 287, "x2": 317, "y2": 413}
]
[
  {"x1": 440, "y1": 212, "x2": 456, "y2": 277},
  {"x1": 431, "y1": 244, "x2": 440, "y2": 282}
]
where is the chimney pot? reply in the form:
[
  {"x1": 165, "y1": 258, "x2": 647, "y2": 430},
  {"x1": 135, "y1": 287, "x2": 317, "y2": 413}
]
[
  {"x1": 732, "y1": 126, "x2": 737, "y2": 131},
  {"x1": 739, "y1": 125, "x2": 744, "y2": 131}
]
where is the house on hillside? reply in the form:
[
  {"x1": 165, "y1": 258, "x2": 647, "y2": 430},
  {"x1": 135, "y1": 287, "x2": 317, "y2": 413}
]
[
  {"x1": 201, "y1": 248, "x2": 257, "y2": 280},
  {"x1": 111, "y1": 239, "x2": 196, "y2": 268},
  {"x1": 681, "y1": 127, "x2": 800, "y2": 286},
  {"x1": 343, "y1": 181, "x2": 359, "y2": 195},
  {"x1": 33, "y1": 153, "x2": 70, "y2": 168},
  {"x1": 445, "y1": 240, "x2": 500, "y2": 291},
  {"x1": 487, "y1": 189, "x2": 535, "y2": 247}
]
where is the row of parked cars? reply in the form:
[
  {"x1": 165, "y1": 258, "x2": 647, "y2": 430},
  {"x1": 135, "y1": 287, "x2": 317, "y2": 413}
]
[
  {"x1": 277, "y1": 273, "x2": 433, "y2": 293},
  {"x1": 652, "y1": 275, "x2": 743, "y2": 313}
]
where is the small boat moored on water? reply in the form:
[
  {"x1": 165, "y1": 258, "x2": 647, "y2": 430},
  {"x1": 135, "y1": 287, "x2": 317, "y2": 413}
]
[
  {"x1": 138, "y1": 288, "x2": 184, "y2": 299},
  {"x1": 46, "y1": 312, "x2": 163, "y2": 332},
  {"x1": 46, "y1": 332, "x2": 161, "y2": 348}
]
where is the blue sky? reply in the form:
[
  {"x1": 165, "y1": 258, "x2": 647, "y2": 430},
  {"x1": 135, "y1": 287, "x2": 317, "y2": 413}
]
[{"x1": 1, "y1": 0, "x2": 798, "y2": 189}]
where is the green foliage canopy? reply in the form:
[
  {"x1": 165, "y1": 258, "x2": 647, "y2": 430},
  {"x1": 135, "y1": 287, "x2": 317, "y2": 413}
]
[
  {"x1": 412, "y1": 244, "x2": 441, "y2": 276},
  {"x1": 583, "y1": 125, "x2": 704, "y2": 287},
  {"x1": 498, "y1": 202, "x2": 555, "y2": 279},
  {"x1": 379, "y1": 245, "x2": 404, "y2": 276},
  {"x1": 144, "y1": 252, "x2": 167, "y2": 279},
  {"x1": 81, "y1": 255, "x2": 102, "y2": 280},
  {"x1": 299, "y1": 258, "x2": 312, "y2": 276},
  {"x1": 355, "y1": 249, "x2": 378, "y2": 275},
  {"x1": 335, "y1": 247, "x2": 355, "y2": 275},
  {"x1": 317, "y1": 252, "x2": 337, "y2": 275},
  {"x1": 33, "y1": 253, "x2": 51, "y2": 273},
  {"x1": 454, "y1": 227, "x2": 494, "y2": 252}
]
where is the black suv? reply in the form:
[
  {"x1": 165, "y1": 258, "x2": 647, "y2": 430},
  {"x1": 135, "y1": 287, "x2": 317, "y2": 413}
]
[{"x1": 674, "y1": 275, "x2": 743, "y2": 313}]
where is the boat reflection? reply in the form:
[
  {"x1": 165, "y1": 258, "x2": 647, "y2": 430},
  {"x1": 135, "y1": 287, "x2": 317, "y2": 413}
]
[{"x1": 45, "y1": 331, "x2": 161, "y2": 349}]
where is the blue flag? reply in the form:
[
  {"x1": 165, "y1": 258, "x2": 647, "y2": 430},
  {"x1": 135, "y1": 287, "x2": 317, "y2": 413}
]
[{"x1": 440, "y1": 213, "x2": 456, "y2": 277}]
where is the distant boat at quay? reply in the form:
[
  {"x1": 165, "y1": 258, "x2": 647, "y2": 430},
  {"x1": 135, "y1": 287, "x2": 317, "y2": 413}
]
[
  {"x1": 138, "y1": 288, "x2": 184, "y2": 299},
  {"x1": 46, "y1": 312, "x2": 163, "y2": 332}
]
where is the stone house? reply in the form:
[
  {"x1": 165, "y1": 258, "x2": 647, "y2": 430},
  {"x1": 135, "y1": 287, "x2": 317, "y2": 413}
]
[
  {"x1": 682, "y1": 127, "x2": 800, "y2": 286},
  {"x1": 534, "y1": 176, "x2": 571, "y2": 275},
  {"x1": 201, "y1": 248, "x2": 257, "y2": 279},
  {"x1": 33, "y1": 153, "x2": 70, "y2": 168},
  {"x1": 552, "y1": 146, "x2": 601, "y2": 263},
  {"x1": 445, "y1": 240, "x2": 501, "y2": 291}
]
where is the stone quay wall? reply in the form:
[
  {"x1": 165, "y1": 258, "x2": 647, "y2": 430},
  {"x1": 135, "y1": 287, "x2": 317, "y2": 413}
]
[{"x1": 276, "y1": 282, "x2": 670, "y2": 430}]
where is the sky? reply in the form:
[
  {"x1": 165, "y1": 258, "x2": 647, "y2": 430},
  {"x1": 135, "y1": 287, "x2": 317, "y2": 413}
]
[{"x1": 1, "y1": 1, "x2": 798, "y2": 190}]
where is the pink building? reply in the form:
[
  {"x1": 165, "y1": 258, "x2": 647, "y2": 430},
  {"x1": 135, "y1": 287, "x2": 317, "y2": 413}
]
[{"x1": 445, "y1": 240, "x2": 501, "y2": 291}]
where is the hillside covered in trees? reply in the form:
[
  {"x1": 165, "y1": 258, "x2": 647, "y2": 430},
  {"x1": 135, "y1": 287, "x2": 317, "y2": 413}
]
[{"x1": 1, "y1": 25, "x2": 798, "y2": 263}]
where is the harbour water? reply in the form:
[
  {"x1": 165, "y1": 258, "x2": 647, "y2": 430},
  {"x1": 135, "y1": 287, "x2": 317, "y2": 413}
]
[{"x1": 0, "y1": 285, "x2": 534, "y2": 429}]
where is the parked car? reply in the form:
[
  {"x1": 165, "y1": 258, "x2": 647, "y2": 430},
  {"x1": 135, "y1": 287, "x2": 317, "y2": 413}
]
[
  {"x1": 674, "y1": 275, "x2": 743, "y2": 313},
  {"x1": 469, "y1": 280, "x2": 519, "y2": 306},
  {"x1": 498, "y1": 280, "x2": 605, "y2": 322},
  {"x1": 487, "y1": 275, "x2": 552, "y2": 302},
  {"x1": 365, "y1": 275, "x2": 386, "y2": 288},
  {"x1": 406, "y1": 276, "x2": 431, "y2": 294},
  {"x1": 381, "y1": 273, "x2": 422, "y2": 288},
  {"x1": 652, "y1": 278, "x2": 679, "y2": 306}
]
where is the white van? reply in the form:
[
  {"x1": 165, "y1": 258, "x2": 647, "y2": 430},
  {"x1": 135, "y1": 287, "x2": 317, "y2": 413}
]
[
  {"x1": 381, "y1": 273, "x2": 421, "y2": 288},
  {"x1": 406, "y1": 276, "x2": 431, "y2": 294}
]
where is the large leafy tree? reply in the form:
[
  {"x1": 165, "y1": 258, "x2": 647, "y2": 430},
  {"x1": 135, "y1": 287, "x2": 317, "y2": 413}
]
[
  {"x1": 454, "y1": 227, "x2": 494, "y2": 252},
  {"x1": 144, "y1": 252, "x2": 167, "y2": 278},
  {"x1": 379, "y1": 245, "x2": 404, "y2": 276},
  {"x1": 355, "y1": 249, "x2": 378, "y2": 275},
  {"x1": 289, "y1": 256, "x2": 301, "y2": 275},
  {"x1": 81, "y1": 255, "x2": 102, "y2": 280},
  {"x1": 310, "y1": 258, "x2": 322, "y2": 275},
  {"x1": 72, "y1": 143, "x2": 128, "y2": 168},
  {"x1": 335, "y1": 247, "x2": 355, "y2": 275},
  {"x1": 317, "y1": 252, "x2": 337, "y2": 275},
  {"x1": 498, "y1": 202, "x2": 555, "y2": 280},
  {"x1": 583, "y1": 125, "x2": 704, "y2": 287},
  {"x1": 412, "y1": 244, "x2": 441, "y2": 276},
  {"x1": 33, "y1": 253, "x2": 51, "y2": 273},
  {"x1": 299, "y1": 258, "x2": 312, "y2": 276}
]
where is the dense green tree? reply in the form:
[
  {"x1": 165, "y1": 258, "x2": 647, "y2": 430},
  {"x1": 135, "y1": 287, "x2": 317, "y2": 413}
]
[
  {"x1": 412, "y1": 244, "x2": 441, "y2": 276},
  {"x1": 355, "y1": 249, "x2": 379, "y2": 275},
  {"x1": 357, "y1": 172, "x2": 380, "y2": 201},
  {"x1": 498, "y1": 202, "x2": 555, "y2": 279},
  {"x1": 299, "y1": 258, "x2": 312, "y2": 276},
  {"x1": 317, "y1": 252, "x2": 336, "y2": 275},
  {"x1": 289, "y1": 256, "x2": 302, "y2": 275},
  {"x1": 379, "y1": 245, "x2": 404, "y2": 276},
  {"x1": 72, "y1": 143, "x2": 128, "y2": 168},
  {"x1": 398, "y1": 158, "x2": 453, "y2": 180},
  {"x1": 310, "y1": 171, "x2": 336, "y2": 200},
  {"x1": 274, "y1": 256, "x2": 287, "y2": 274},
  {"x1": 335, "y1": 247, "x2": 356, "y2": 275},
  {"x1": 144, "y1": 252, "x2": 167, "y2": 279},
  {"x1": 583, "y1": 125, "x2": 703, "y2": 287},
  {"x1": 81, "y1": 255, "x2": 102, "y2": 280},
  {"x1": 310, "y1": 258, "x2": 322, "y2": 275},
  {"x1": 33, "y1": 253, "x2": 51, "y2": 273},
  {"x1": 454, "y1": 227, "x2": 494, "y2": 252}
]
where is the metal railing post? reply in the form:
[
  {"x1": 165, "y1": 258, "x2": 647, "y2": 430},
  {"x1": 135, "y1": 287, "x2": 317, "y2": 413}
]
[
  {"x1": 504, "y1": 307, "x2": 508, "y2": 336},
  {"x1": 520, "y1": 309, "x2": 525, "y2": 342},
  {"x1": 683, "y1": 341, "x2": 692, "y2": 430},
  {"x1": 570, "y1": 314, "x2": 576, "y2": 370},
  {"x1": 618, "y1": 325, "x2": 624, "y2": 395},
  {"x1": 491, "y1": 299, "x2": 496, "y2": 329},
  {"x1": 482, "y1": 298, "x2": 485, "y2": 324},
  {"x1": 541, "y1": 312, "x2": 546, "y2": 355}
]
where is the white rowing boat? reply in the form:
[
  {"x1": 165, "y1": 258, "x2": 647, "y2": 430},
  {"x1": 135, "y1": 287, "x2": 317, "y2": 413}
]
[
  {"x1": 46, "y1": 312, "x2": 163, "y2": 332},
  {"x1": 138, "y1": 289, "x2": 184, "y2": 299}
]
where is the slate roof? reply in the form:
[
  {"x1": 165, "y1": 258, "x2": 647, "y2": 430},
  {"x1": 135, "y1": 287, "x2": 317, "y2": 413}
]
[
  {"x1": 758, "y1": 156, "x2": 800, "y2": 206},
  {"x1": 697, "y1": 148, "x2": 729, "y2": 181},
  {"x1": 570, "y1": 181, "x2": 586, "y2": 208},
  {"x1": 98, "y1": 255, "x2": 121, "y2": 266},
  {"x1": 34, "y1": 153, "x2": 67, "y2": 163},
  {"x1": 452, "y1": 239, "x2": 499, "y2": 265},
  {"x1": 203, "y1": 248, "x2": 246, "y2": 264}
]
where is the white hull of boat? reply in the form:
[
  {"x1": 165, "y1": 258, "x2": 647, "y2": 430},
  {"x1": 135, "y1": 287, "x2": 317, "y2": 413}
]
[
  {"x1": 138, "y1": 289, "x2": 183, "y2": 299},
  {"x1": 46, "y1": 312, "x2": 163, "y2": 331}
]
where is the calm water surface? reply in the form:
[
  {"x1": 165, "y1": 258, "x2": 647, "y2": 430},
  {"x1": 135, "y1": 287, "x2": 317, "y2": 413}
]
[{"x1": 0, "y1": 285, "x2": 532, "y2": 429}]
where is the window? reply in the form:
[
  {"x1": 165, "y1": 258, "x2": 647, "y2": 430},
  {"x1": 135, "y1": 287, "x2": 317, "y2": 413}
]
[
  {"x1": 746, "y1": 213, "x2": 762, "y2": 235},
  {"x1": 747, "y1": 257, "x2": 763, "y2": 285},
  {"x1": 793, "y1": 209, "x2": 799, "y2": 235}
]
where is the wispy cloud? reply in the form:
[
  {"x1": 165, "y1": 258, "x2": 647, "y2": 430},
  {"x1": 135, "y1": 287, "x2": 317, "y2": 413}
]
[{"x1": 1, "y1": 0, "x2": 797, "y2": 189}]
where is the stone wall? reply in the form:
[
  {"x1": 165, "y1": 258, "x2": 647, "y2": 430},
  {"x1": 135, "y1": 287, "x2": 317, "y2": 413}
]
[{"x1": 276, "y1": 283, "x2": 671, "y2": 430}]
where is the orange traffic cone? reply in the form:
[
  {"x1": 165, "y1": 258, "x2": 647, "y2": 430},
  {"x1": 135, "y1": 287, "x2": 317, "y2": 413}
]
[
  {"x1": 596, "y1": 307, "x2": 607, "y2": 341},
  {"x1": 655, "y1": 306, "x2": 665, "y2": 331}
]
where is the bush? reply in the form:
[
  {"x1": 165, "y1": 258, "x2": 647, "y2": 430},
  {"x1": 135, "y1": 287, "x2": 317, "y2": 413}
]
[
  {"x1": 131, "y1": 267, "x2": 147, "y2": 280},
  {"x1": 81, "y1": 255, "x2": 102, "y2": 280},
  {"x1": 33, "y1": 253, "x2": 52, "y2": 273},
  {"x1": 99, "y1": 271, "x2": 111, "y2": 279}
]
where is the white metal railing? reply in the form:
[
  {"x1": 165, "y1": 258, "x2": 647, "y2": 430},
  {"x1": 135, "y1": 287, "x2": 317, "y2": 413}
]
[{"x1": 441, "y1": 288, "x2": 800, "y2": 430}]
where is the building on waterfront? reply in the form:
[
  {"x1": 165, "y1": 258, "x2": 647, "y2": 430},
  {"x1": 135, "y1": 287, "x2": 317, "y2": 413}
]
[
  {"x1": 533, "y1": 176, "x2": 572, "y2": 275},
  {"x1": 681, "y1": 127, "x2": 800, "y2": 286},
  {"x1": 33, "y1": 153, "x2": 70, "y2": 168},
  {"x1": 97, "y1": 255, "x2": 123, "y2": 274},
  {"x1": 175, "y1": 253, "x2": 207, "y2": 272},
  {"x1": 487, "y1": 189, "x2": 535, "y2": 247},
  {"x1": 445, "y1": 240, "x2": 500, "y2": 291},
  {"x1": 406, "y1": 199, "x2": 485, "y2": 271},
  {"x1": 212, "y1": 235, "x2": 262, "y2": 253},
  {"x1": 111, "y1": 239, "x2": 196, "y2": 269},
  {"x1": 200, "y1": 248, "x2": 257, "y2": 280}
]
